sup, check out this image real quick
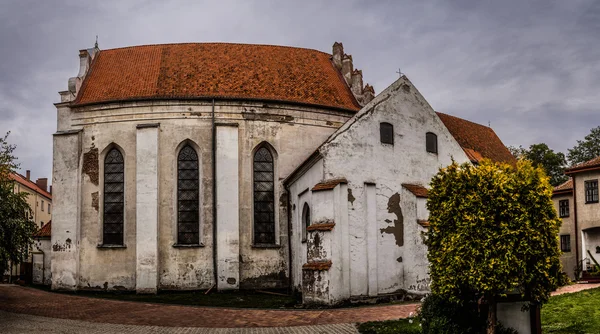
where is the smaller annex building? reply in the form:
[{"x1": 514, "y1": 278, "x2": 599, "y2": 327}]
[
  {"x1": 553, "y1": 156, "x2": 600, "y2": 281},
  {"x1": 285, "y1": 76, "x2": 516, "y2": 305}
]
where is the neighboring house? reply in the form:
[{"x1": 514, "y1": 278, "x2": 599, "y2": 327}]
[
  {"x1": 284, "y1": 76, "x2": 515, "y2": 304},
  {"x1": 51, "y1": 41, "x2": 514, "y2": 301},
  {"x1": 4, "y1": 171, "x2": 52, "y2": 283},
  {"x1": 10, "y1": 170, "x2": 52, "y2": 228},
  {"x1": 32, "y1": 221, "x2": 52, "y2": 285},
  {"x1": 553, "y1": 156, "x2": 600, "y2": 281}
]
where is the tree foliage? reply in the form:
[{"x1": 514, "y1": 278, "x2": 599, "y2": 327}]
[
  {"x1": 567, "y1": 126, "x2": 600, "y2": 166},
  {"x1": 0, "y1": 132, "x2": 36, "y2": 277},
  {"x1": 508, "y1": 144, "x2": 568, "y2": 186},
  {"x1": 426, "y1": 159, "x2": 562, "y2": 333}
]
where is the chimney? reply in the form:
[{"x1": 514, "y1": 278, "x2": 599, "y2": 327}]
[
  {"x1": 36, "y1": 178, "x2": 48, "y2": 192},
  {"x1": 26, "y1": 170, "x2": 30, "y2": 180},
  {"x1": 351, "y1": 69, "x2": 364, "y2": 97},
  {"x1": 341, "y1": 54, "x2": 353, "y2": 85},
  {"x1": 332, "y1": 42, "x2": 344, "y2": 70},
  {"x1": 49, "y1": 185, "x2": 52, "y2": 194},
  {"x1": 363, "y1": 84, "x2": 375, "y2": 105}
]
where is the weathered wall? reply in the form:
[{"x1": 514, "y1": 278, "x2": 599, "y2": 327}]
[
  {"x1": 573, "y1": 170, "x2": 600, "y2": 269},
  {"x1": 32, "y1": 238, "x2": 52, "y2": 285},
  {"x1": 54, "y1": 98, "x2": 351, "y2": 291},
  {"x1": 553, "y1": 194, "x2": 576, "y2": 279},
  {"x1": 288, "y1": 76, "x2": 470, "y2": 301}
]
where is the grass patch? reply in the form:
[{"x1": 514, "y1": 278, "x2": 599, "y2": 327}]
[
  {"x1": 358, "y1": 318, "x2": 421, "y2": 334},
  {"x1": 542, "y1": 287, "x2": 600, "y2": 333},
  {"x1": 29, "y1": 284, "x2": 298, "y2": 309}
]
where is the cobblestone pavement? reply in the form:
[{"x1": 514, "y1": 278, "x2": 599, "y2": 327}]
[
  {"x1": 0, "y1": 285, "x2": 418, "y2": 328},
  {"x1": 551, "y1": 282, "x2": 600, "y2": 296},
  {"x1": 0, "y1": 311, "x2": 359, "y2": 334}
]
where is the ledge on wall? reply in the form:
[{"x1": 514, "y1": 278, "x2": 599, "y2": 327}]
[
  {"x1": 307, "y1": 222, "x2": 335, "y2": 232},
  {"x1": 97, "y1": 244, "x2": 127, "y2": 249},
  {"x1": 302, "y1": 260, "x2": 332, "y2": 271}
]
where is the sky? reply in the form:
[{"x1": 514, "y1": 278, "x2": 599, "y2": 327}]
[{"x1": 1, "y1": 0, "x2": 599, "y2": 184}]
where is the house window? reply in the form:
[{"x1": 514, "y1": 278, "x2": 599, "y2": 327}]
[
  {"x1": 380, "y1": 122, "x2": 394, "y2": 145},
  {"x1": 585, "y1": 180, "x2": 599, "y2": 203},
  {"x1": 560, "y1": 235, "x2": 571, "y2": 252},
  {"x1": 559, "y1": 200, "x2": 569, "y2": 218},
  {"x1": 426, "y1": 132, "x2": 438, "y2": 154},
  {"x1": 41, "y1": 200, "x2": 44, "y2": 211},
  {"x1": 177, "y1": 145, "x2": 200, "y2": 245},
  {"x1": 103, "y1": 148, "x2": 125, "y2": 245},
  {"x1": 48, "y1": 203, "x2": 51, "y2": 214},
  {"x1": 253, "y1": 147, "x2": 275, "y2": 244},
  {"x1": 302, "y1": 202, "x2": 310, "y2": 242}
]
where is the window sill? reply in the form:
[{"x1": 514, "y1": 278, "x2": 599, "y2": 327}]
[
  {"x1": 585, "y1": 201, "x2": 599, "y2": 204},
  {"x1": 252, "y1": 243, "x2": 281, "y2": 249},
  {"x1": 97, "y1": 244, "x2": 127, "y2": 249},
  {"x1": 172, "y1": 243, "x2": 205, "y2": 248}
]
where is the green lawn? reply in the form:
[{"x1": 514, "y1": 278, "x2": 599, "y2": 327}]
[
  {"x1": 542, "y1": 287, "x2": 600, "y2": 334},
  {"x1": 358, "y1": 319, "x2": 421, "y2": 334}
]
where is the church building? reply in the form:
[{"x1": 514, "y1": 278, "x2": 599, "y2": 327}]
[{"x1": 51, "y1": 41, "x2": 514, "y2": 303}]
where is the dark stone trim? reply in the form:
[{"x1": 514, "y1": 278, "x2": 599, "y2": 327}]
[
  {"x1": 252, "y1": 243, "x2": 281, "y2": 249},
  {"x1": 172, "y1": 243, "x2": 205, "y2": 248},
  {"x1": 97, "y1": 244, "x2": 127, "y2": 249},
  {"x1": 215, "y1": 122, "x2": 239, "y2": 127},
  {"x1": 53, "y1": 129, "x2": 82, "y2": 136},
  {"x1": 136, "y1": 123, "x2": 160, "y2": 129}
]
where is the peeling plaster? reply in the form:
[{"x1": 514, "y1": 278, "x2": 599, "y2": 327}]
[
  {"x1": 347, "y1": 188, "x2": 355, "y2": 205},
  {"x1": 380, "y1": 193, "x2": 404, "y2": 247},
  {"x1": 82, "y1": 147, "x2": 99, "y2": 185},
  {"x1": 91, "y1": 192, "x2": 99, "y2": 211}
]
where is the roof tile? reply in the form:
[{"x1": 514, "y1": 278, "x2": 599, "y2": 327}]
[
  {"x1": 10, "y1": 173, "x2": 52, "y2": 199},
  {"x1": 34, "y1": 221, "x2": 51, "y2": 238},
  {"x1": 402, "y1": 184, "x2": 428, "y2": 198},
  {"x1": 566, "y1": 156, "x2": 600, "y2": 174},
  {"x1": 75, "y1": 43, "x2": 361, "y2": 111}
]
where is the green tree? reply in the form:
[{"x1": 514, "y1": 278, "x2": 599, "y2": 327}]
[
  {"x1": 0, "y1": 132, "x2": 36, "y2": 279},
  {"x1": 508, "y1": 144, "x2": 567, "y2": 186},
  {"x1": 567, "y1": 126, "x2": 600, "y2": 166},
  {"x1": 426, "y1": 160, "x2": 562, "y2": 334}
]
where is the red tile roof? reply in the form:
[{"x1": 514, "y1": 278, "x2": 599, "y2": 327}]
[
  {"x1": 34, "y1": 221, "x2": 51, "y2": 238},
  {"x1": 10, "y1": 173, "x2": 52, "y2": 199},
  {"x1": 312, "y1": 178, "x2": 348, "y2": 192},
  {"x1": 436, "y1": 112, "x2": 516, "y2": 165},
  {"x1": 553, "y1": 179, "x2": 573, "y2": 196},
  {"x1": 402, "y1": 184, "x2": 429, "y2": 198},
  {"x1": 74, "y1": 43, "x2": 361, "y2": 111},
  {"x1": 565, "y1": 156, "x2": 600, "y2": 174}
]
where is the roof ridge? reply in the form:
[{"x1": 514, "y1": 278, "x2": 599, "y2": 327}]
[{"x1": 98, "y1": 42, "x2": 332, "y2": 56}]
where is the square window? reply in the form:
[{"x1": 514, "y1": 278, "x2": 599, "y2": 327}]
[
  {"x1": 585, "y1": 180, "x2": 599, "y2": 204},
  {"x1": 559, "y1": 200, "x2": 569, "y2": 218}
]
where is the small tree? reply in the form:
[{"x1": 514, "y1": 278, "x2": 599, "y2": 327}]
[
  {"x1": 508, "y1": 144, "x2": 568, "y2": 186},
  {"x1": 568, "y1": 126, "x2": 600, "y2": 166},
  {"x1": 0, "y1": 132, "x2": 36, "y2": 279},
  {"x1": 426, "y1": 159, "x2": 562, "y2": 334}
]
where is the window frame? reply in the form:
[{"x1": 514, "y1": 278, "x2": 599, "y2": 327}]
[
  {"x1": 380, "y1": 122, "x2": 394, "y2": 145},
  {"x1": 558, "y1": 199, "x2": 570, "y2": 218},
  {"x1": 560, "y1": 234, "x2": 571, "y2": 252},
  {"x1": 585, "y1": 180, "x2": 599, "y2": 204},
  {"x1": 176, "y1": 144, "x2": 201, "y2": 246},
  {"x1": 101, "y1": 147, "x2": 125, "y2": 246},
  {"x1": 252, "y1": 143, "x2": 278, "y2": 246},
  {"x1": 426, "y1": 132, "x2": 438, "y2": 154}
]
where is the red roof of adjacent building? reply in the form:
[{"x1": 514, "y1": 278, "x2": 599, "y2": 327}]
[
  {"x1": 34, "y1": 221, "x2": 51, "y2": 238},
  {"x1": 565, "y1": 156, "x2": 600, "y2": 174},
  {"x1": 436, "y1": 112, "x2": 516, "y2": 165},
  {"x1": 74, "y1": 43, "x2": 361, "y2": 111},
  {"x1": 10, "y1": 173, "x2": 52, "y2": 199},
  {"x1": 553, "y1": 179, "x2": 573, "y2": 196},
  {"x1": 312, "y1": 178, "x2": 348, "y2": 192}
]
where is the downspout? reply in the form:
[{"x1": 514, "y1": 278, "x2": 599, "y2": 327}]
[
  {"x1": 211, "y1": 99, "x2": 218, "y2": 287},
  {"x1": 285, "y1": 186, "x2": 293, "y2": 294},
  {"x1": 573, "y1": 178, "x2": 579, "y2": 270}
]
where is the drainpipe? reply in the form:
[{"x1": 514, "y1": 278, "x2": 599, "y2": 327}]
[
  {"x1": 211, "y1": 99, "x2": 218, "y2": 287},
  {"x1": 573, "y1": 178, "x2": 579, "y2": 271},
  {"x1": 285, "y1": 186, "x2": 293, "y2": 294}
]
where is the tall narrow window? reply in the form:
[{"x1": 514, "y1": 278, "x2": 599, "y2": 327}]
[
  {"x1": 426, "y1": 132, "x2": 438, "y2": 154},
  {"x1": 254, "y1": 147, "x2": 275, "y2": 244},
  {"x1": 380, "y1": 122, "x2": 394, "y2": 145},
  {"x1": 177, "y1": 145, "x2": 200, "y2": 245},
  {"x1": 559, "y1": 199, "x2": 569, "y2": 218},
  {"x1": 302, "y1": 202, "x2": 310, "y2": 242},
  {"x1": 560, "y1": 235, "x2": 571, "y2": 252},
  {"x1": 585, "y1": 180, "x2": 599, "y2": 204},
  {"x1": 103, "y1": 148, "x2": 124, "y2": 245}
]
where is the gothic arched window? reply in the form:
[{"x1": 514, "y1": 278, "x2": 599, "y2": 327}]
[
  {"x1": 302, "y1": 202, "x2": 310, "y2": 242},
  {"x1": 253, "y1": 147, "x2": 275, "y2": 244},
  {"x1": 177, "y1": 145, "x2": 200, "y2": 245},
  {"x1": 426, "y1": 132, "x2": 438, "y2": 154},
  {"x1": 103, "y1": 148, "x2": 124, "y2": 245}
]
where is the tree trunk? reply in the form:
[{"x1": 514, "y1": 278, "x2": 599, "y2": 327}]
[{"x1": 487, "y1": 296, "x2": 497, "y2": 334}]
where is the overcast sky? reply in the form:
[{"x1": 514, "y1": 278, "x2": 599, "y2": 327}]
[{"x1": 1, "y1": 0, "x2": 599, "y2": 183}]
